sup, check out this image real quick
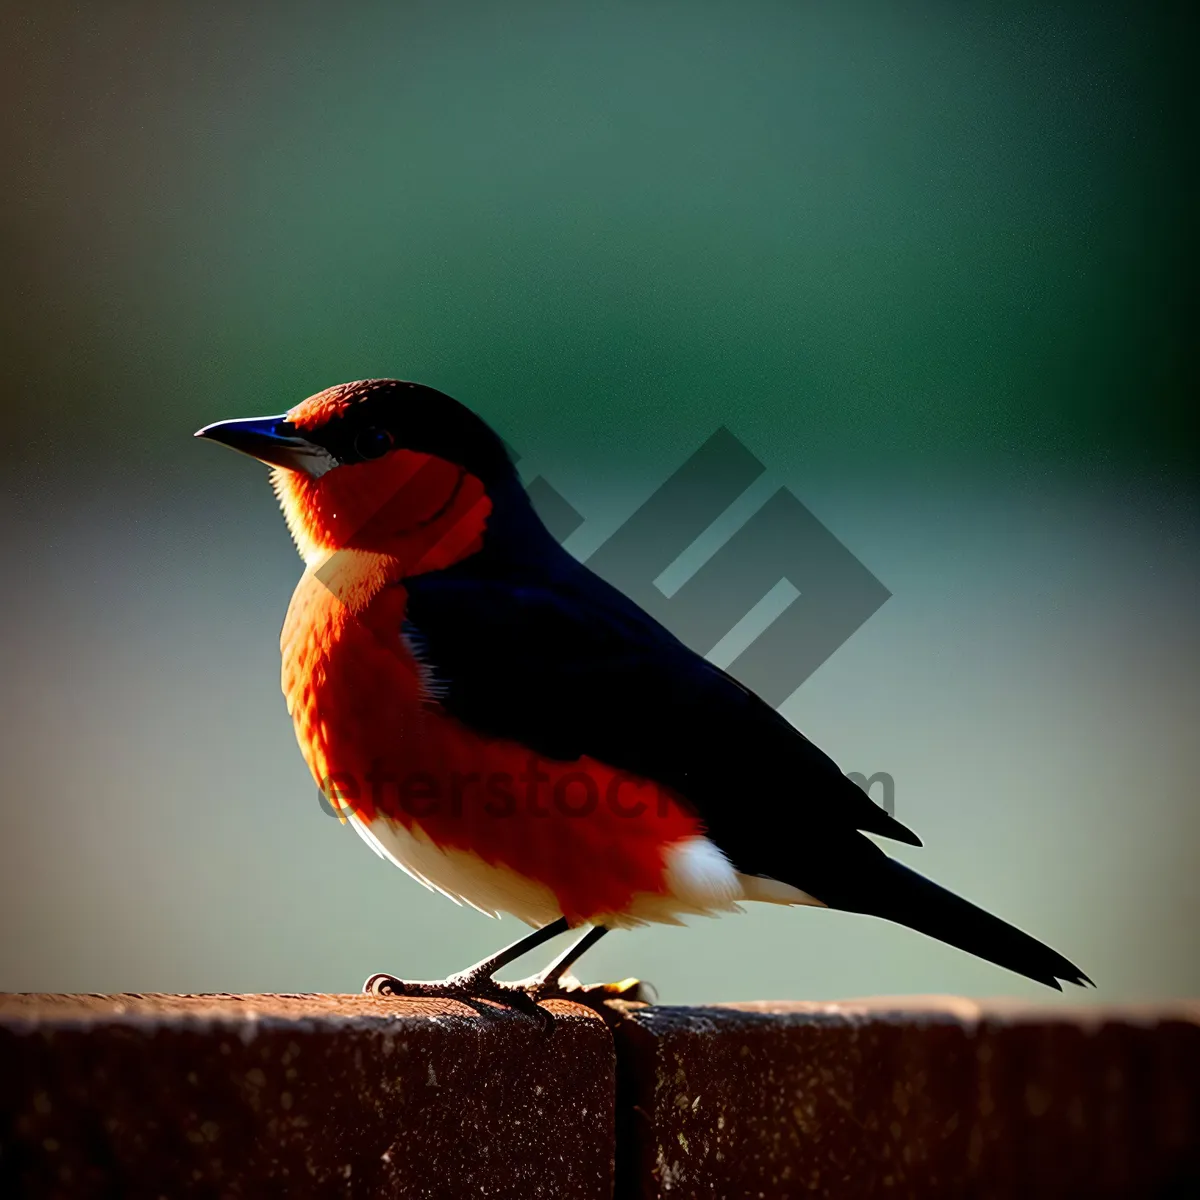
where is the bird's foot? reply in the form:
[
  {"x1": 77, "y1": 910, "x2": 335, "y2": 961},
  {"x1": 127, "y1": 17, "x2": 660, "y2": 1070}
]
[
  {"x1": 513, "y1": 973, "x2": 656, "y2": 1007},
  {"x1": 363, "y1": 967, "x2": 556, "y2": 1026},
  {"x1": 364, "y1": 968, "x2": 534, "y2": 1013},
  {"x1": 362, "y1": 969, "x2": 653, "y2": 1030}
]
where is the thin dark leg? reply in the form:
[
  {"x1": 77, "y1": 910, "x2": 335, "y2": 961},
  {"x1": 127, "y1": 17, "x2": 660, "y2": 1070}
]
[
  {"x1": 461, "y1": 916, "x2": 572, "y2": 980},
  {"x1": 535, "y1": 925, "x2": 608, "y2": 986},
  {"x1": 365, "y1": 917, "x2": 648, "y2": 1022},
  {"x1": 518, "y1": 923, "x2": 651, "y2": 1006},
  {"x1": 364, "y1": 916, "x2": 569, "y2": 999}
]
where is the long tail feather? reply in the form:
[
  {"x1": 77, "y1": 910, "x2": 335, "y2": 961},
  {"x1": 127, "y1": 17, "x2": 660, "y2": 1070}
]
[{"x1": 848, "y1": 858, "x2": 1092, "y2": 990}]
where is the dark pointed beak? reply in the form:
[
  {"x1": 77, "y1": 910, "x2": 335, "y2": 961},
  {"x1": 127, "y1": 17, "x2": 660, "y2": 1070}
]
[{"x1": 194, "y1": 415, "x2": 335, "y2": 476}]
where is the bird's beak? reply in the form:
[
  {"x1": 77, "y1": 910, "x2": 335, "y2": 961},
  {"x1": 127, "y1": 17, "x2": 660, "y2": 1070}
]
[{"x1": 194, "y1": 415, "x2": 335, "y2": 477}]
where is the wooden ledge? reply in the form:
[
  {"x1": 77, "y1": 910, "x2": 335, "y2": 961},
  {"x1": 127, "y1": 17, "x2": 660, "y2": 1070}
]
[
  {"x1": 1, "y1": 993, "x2": 615, "y2": 1199},
  {"x1": 613, "y1": 998, "x2": 1200, "y2": 1198},
  {"x1": 3, "y1": 995, "x2": 1198, "y2": 1197}
]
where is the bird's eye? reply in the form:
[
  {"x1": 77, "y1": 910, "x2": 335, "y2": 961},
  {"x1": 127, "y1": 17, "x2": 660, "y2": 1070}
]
[{"x1": 354, "y1": 426, "x2": 395, "y2": 460}]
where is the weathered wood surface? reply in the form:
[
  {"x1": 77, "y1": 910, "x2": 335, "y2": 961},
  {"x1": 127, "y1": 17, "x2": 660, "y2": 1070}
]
[
  {"x1": 3, "y1": 994, "x2": 1199, "y2": 1198},
  {"x1": 613, "y1": 997, "x2": 1200, "y2": 1199},
  {"x1": 0, "y1": 993, "x2": 615, "y2": 1199}
]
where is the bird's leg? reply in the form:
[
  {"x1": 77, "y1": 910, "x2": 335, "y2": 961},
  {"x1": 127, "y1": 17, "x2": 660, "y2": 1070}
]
[
  {"x1": 533, "y1": 924, "x2": 609, "y2": 988},
  {"x1": 364, "y1": 919, "x2": 651, "y2": 1020},
  {"x1": 364, "y1": 916, "x2": 570, "y2": 1013},
  {"x1": 514, "y1": 925, "x2": 654, "y2": 1005}
]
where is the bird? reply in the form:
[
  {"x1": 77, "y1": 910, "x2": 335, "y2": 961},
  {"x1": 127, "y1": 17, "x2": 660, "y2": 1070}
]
[{"x1": 196, "y1": 378, "x2": 1091, "y2": 1012}]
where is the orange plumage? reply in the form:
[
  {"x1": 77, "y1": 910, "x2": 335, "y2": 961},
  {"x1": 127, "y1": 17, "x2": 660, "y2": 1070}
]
[{"x1": 274, "y1": 385, "x2": 709, "y2": 928}]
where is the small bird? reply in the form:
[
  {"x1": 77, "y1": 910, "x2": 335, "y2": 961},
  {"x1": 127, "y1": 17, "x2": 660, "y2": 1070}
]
[{"x1": 197, "y1": 379, "x2": 1091, "y2": 1010}]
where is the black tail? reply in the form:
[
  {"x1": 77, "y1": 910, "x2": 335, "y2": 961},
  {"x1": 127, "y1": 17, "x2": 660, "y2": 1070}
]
[{"x1": 849, "y1": 858, "x2": 1093, "y2": 990}]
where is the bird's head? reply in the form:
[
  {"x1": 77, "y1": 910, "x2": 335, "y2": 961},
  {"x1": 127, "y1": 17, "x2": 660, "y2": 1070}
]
[{"x1": 196, "y1": 379, "x2": 514, "y2": 570}]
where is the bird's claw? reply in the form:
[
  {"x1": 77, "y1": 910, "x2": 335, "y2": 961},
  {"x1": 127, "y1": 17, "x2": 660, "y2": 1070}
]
[
  {"x1": 363, "y1": 972, "x2": 457, "y2": 999},
  {"x1": 517, "y1": 973, "x2": 656, "y2": 1005},
  {"x1": 570, "y1": 975, "x2": 655, "y2": 1004},
  {"x1": 362, "y1": 970, "x2": 553, "y2": 1029},
  {"x1": 362, "y1": 970, "x2": 654, "y2": 1029}
]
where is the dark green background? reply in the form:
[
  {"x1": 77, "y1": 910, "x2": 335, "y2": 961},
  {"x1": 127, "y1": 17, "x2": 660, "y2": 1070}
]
[{"x1": 2, "y1": 1, "x2": 1195, "y2": 1002}]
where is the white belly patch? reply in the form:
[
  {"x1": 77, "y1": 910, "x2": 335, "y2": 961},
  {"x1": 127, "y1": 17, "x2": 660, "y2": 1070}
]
[{"x1": 349, "y1": 814, "x2": 824, "y2": 928}]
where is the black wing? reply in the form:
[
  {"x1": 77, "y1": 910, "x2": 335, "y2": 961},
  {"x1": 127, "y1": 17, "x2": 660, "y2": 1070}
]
[
  {"x1": 402, "y1": 555, "x2": 920, "y2": 887},
  {"x1": 403, "y1": 555, "x2": 1093, "y2": 990}
]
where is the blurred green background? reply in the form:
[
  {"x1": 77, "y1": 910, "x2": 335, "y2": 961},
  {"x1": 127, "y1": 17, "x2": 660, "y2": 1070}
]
[{"x1": 2, "y1": 0, "x2": 1194, "y2": 1003}]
